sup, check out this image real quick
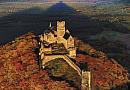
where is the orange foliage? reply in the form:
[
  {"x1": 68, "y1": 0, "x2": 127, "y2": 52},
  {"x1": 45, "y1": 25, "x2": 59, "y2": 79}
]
[
  {"x1": 76, "y1": 54, "x2": 129, "y2": 89},
  {"x1": 0, "y1": 33, "x2": 75, "y2": 90}
]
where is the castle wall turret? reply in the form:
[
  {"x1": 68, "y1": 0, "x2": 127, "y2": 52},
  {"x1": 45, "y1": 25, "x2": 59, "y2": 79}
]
[{"x1": 81, "y1": 71, "x2": 91, "y2": 90}]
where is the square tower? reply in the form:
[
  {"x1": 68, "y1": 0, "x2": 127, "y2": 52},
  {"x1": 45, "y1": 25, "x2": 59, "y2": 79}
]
[
  {"x1": 81, "y1": 71, "x2": 91, "y2": 90},
  {"x1": 57, "y1": 21, "x2": 65, "y2": 37}
]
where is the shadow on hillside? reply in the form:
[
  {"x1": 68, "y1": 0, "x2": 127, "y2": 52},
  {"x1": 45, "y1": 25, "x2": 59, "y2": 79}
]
[
  {"x1": 0, "y1": 2, "x2": 130, "y2": 72},
  {"x1": 0, "y1": 2, "x2": 130, "y2": 45}
]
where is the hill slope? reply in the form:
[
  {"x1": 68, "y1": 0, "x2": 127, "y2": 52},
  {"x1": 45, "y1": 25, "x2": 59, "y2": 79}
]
[
  {"x1": 0, "y1": 32, "x2": 129, "y2": 90},
  {"x1": 75, "y1": 39, "x2": 129, "y2": 89},
  {"x1": 0, "y1": 32, "x2": 75, "y2": 90}
]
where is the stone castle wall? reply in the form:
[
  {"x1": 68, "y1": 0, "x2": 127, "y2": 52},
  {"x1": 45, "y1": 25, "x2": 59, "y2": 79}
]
[{"x1": 42, "y1": 55, "x2": 81, "y2": 76}]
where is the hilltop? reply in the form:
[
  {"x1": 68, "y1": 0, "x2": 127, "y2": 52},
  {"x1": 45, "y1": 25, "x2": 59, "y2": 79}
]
[{"x1": 0, "y1": 32, "x2": 129, "y2": 90}]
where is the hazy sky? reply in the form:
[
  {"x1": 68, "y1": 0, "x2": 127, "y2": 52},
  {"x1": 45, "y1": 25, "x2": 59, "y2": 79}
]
[
  {"x1": 29, "y1": 0, "x2": 125, "y2": 1},
  {"x1": 0, "y1": 0, "x2": 129, "y2": 4}
]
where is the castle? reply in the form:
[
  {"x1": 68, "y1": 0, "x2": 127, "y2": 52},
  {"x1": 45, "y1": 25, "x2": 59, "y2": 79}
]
[
  {"x1": 39, "y1": 21, "x2": 91, "y2": 90},
  {"x1": 39, "y1": 21, "x2": 76, "y2": 58}
]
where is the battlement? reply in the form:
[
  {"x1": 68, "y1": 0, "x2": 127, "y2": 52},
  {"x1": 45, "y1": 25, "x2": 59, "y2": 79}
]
[{"x1": 57, "y1": 21, "x2": 65, "y2": 27}]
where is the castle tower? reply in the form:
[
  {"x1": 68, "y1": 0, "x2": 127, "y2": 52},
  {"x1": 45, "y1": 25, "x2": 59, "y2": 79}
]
[
  {"x1": 57, "y1": 21, "x2": 65, "y2": 37},
  {"x1": 81, "y1": 71, "x2": 91, "y2": 90}
]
